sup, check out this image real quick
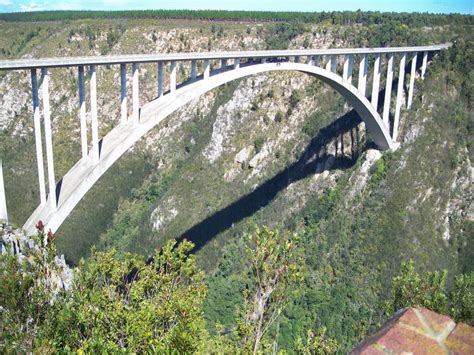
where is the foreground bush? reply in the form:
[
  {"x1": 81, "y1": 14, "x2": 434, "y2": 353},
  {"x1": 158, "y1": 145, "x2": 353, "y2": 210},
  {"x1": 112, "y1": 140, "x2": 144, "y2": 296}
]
[{"x1": 1, "y1": 226, "x2": 207, "y2": 353}]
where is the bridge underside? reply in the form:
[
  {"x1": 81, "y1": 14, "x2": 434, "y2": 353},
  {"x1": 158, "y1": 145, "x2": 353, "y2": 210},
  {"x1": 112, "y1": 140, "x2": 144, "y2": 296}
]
[{"x1": 23, "y1": 62, "x2": 393, "y2": 235}]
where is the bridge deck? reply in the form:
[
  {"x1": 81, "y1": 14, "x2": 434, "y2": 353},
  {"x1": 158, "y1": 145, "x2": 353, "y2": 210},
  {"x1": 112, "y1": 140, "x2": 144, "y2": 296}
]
[{"x1": 0, "y1": 43, "x2": 451, "y2": 70}]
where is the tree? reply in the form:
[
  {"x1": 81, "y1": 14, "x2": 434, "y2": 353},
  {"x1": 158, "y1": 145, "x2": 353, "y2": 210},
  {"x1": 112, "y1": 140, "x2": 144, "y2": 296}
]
[
  {"x1": 1, "y1": 224, "x2": 209, "y2": 353},
  {"x1": 0, "y1": 223, "x2": 67, "y2": 353},
  {"x1": 385, "y1": 260, "x2": 473, "y2": 325},
  {"x1": 294, "y1": 327, "x2": 340, "y2": 355},
  {"x1": 385, "y1": 260, "x2": 448, "y2": 316},
  {"x1": 450, "y1": 273, "x2": 474, "y2": 324},
  {"x1": 44, "y1": 239, "x2": 207, "y2": 352},
  {"x1": 236, "y1": 225, "x2": 303, "y2": 354}
]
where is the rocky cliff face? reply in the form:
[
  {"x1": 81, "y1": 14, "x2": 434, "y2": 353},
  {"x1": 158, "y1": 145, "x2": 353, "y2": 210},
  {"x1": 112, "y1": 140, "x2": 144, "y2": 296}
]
[{"x1": 0, "y1": 222, "x2": 73, "y2": 294}]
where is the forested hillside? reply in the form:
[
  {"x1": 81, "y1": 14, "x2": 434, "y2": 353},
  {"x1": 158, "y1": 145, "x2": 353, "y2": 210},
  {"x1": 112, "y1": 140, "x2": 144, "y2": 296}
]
[{"x1": 0, "y1": 11, "x2": 472, "y2": 351}]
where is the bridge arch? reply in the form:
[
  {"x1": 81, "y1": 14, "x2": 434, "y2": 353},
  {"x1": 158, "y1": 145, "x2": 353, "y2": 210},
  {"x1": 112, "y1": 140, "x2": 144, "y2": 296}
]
[{"x1": 23, "y1": 61, "x2": 393, "y2": 235}]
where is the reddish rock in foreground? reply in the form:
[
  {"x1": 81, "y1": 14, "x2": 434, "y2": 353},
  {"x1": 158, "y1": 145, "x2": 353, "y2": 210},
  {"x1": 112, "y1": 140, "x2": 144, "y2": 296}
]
[{"x1": 352, "y1": 307, "x2": 474, "y2": 354}]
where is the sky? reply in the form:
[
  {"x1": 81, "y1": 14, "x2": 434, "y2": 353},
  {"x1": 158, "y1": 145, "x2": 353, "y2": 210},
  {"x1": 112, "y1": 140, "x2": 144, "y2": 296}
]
[{"x1": 0, "y1": 0, "x2": 472, "y2": 15}]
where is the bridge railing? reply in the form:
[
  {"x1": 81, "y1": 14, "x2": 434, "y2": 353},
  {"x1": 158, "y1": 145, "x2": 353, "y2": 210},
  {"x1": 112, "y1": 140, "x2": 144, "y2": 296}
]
[{"x1": 0, "y1": 44, "x2": 450, "y2": 226}]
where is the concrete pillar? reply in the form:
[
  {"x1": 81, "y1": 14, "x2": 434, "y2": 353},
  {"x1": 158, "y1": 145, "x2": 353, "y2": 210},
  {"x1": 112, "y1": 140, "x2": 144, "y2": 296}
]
[
  {"x1": 330, "y1": 55, "x2": 336, "y2": 73},
  {"x1": 220, "y1": 58, "x2": 227, "y2": 69},
  {"x1": 313, "y1": 55, "x2": 320, "y2": 67},
  {"x1": 120, "y1": 63, "x2": 127, "y2": 124},
  {"x1": 234, "y1": 58, "x2": 240, "y2": 69},
  {"x1": 158, "y1": 62, "x2": 164, "y2": 97},
  {"x1": 132, "y1": 63, "x2": 139, "y2": 123},
  {"x1": 78, "y1": 66, "x2": 88, "y2": 158},
  {"x1": 294, "y1": 56, "x2": 300, "y2": 63},
  {"x1": 0, "y1": 160, "x2": 7, "y2": 222},
  {"x1": 421, "y1": 51, "x2": 428, "y2": 80},
  {"x1": 89, "y1": 65, "x2": 99, "y2": 161},
  {"x1": 325, "y1": 55, "x2": 336, "y2": 73},
  {"x1": 261, "y1": 57, "x2": 267, "y2": 64},
  {"x1": 170, "y1": 61, "x2": 177, "y2": 93},
  {"x1": 203, "y1": 59, "x2": 210, "y2": 79},
  {"x1": 393, "y1": 53, "x2": 406, "y2": 142},
  {"x1": 382, "y1": 53, "x2": 394, "y2": 127},
  {"x1": 191, "y1": 60, "x2": 197, "y2": 80},
  {"x1": 325, "y1": 55, "x2": 332, "y2": 71},
  {"x1": 371, "y1": 54, "x2": 382, "y2": 109},
  {"x1": 41, "y1": 68, "x2": 56, "y2": 207},
  {"x1": 31, "y1": 69, "x2": 46, "y2": 205},
  {"x1": 358, "y1": 54, "x2": 368, "y2": 96},
  {"x1": 407, "y1": 53, "x2": 417, "y2": 109},
  {"x1": 343, "y1": 54, "x2": 353, "y2": 84}
]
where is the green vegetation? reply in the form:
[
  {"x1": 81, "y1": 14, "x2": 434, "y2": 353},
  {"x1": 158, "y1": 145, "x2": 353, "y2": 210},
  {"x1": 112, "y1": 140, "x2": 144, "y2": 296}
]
[
  {"x1": 1, "y1": 227, "x2": 207, "y2": 352},
  {"x1": 2, "y1": 225, "x2": 340, "y2": 353},
  {"x1": 385, "y1": 260, "x2": 473, "y2": 324},
  {"x1": 0, "y1": 10, "x2": 472, "y2": 27},
  {"x1": 265, "y1": 23, "x2": 307, "y2": 50}
]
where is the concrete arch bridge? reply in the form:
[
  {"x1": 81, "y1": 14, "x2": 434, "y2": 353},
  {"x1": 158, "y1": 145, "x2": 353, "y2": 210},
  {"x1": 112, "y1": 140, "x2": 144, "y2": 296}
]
[{"x1": 0, "y1": 43, "x2": 450, "y2": 235}]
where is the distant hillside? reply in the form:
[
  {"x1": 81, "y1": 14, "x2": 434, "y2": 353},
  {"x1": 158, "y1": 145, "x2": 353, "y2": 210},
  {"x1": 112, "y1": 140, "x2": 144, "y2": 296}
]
[{"x1": 0, "y1": 9, "x2": 472, "y2": 26}]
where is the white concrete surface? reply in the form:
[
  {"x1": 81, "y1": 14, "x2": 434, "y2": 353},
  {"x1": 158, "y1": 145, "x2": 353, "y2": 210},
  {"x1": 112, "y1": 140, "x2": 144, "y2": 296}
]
[
  {"x1": 41, "y1": 68, "x2": 56, "y2": 208},
  {"x1": 358, "y1": 54, "x2": 367, "y2": 96},
  {"x1": 89, "y1": 65, "x2": 99, "y2": 161},
  {"x1": 79, "y1": 66, "x2": 88, "y2": 157},
  {"x1": 371, "y1": 54, "x2": 382, "y2": 109},
  {"x1": 393, "y1": 53, "x2": 406, "y2": 141},
  {"x1": 407, "y1": 53, "x2": 417, "y2": 109},
  {"x1": 120, "y1": 63, "x2": 127, "y2": 123},
  {"x1": 0, "y1": 43, "x2": 450, "y2": 70},
  {"x1": 132, "y1": 63, "x2": 139, "y2": 123},
  {"x1": 31, "y1": 69, "x2": 46, "y2": 205},
  {"x1": 0, "y1": 160, "x2": 7, "y2": 222},
  {"x1": 22, "y1": 61, "x2": 394, "y2": 235},
  {"x1": 382, "y1": 53, "x2": 394, "y2": 126}
]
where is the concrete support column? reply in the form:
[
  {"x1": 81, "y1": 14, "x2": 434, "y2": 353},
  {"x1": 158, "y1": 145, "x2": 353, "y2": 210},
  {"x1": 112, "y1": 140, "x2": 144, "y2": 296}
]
[
  {"x1": 31, "y1": 69, "x2": 46, "y2": 206},
  {"x1": 382, "y1": 53, "x2": 394, "y2": 127},
  {"x1": 407, "y1": 53, "x2": 417, "y2": 109},
  {"x1": 421, "y1": 51, "x2": 428, "y2": 80},
  {"x1": 158, "y1": 62, "x2": 164, "y2": 97},
  {"x1": 325, "y1": 56, "x2": 331, "y2": 71},
  {"x1": 203, "y1": 59, "x2": 210, "y2": 79},
  {"x1": 313, "y1": 55, "x2": 320, "y2": 67},
  {"x1": 234, "y1": 58, "x2": 240, "y2": 69},
  {"x1": 132, "y1": 63, "x2": 139, "y2": 123},
  {"x1": 41, "y1": 68, "x2": 56, "y2": 207},
  {"x1": 191, "y1": 60, "x2": 197, "y2": 80},
  {"x1": 261, "y1": 57, "x2": 267, "y2": 64},
  {"x1": 0, "y1": 160, "x2": 7, "y2": 222},
  {"x1": 358, "y1": 54, "x2": 368, "y2": 96},
  {"x1": 371, "y1": 54, "x2": 382, "y2": 109},
  {"x1": 78, "y1": 66, "x2": 88, "y2": 158},
  {"x1": 120, "y1": 63, "x2": 127, "y2": 124},
  {"x1": 170, "y1": 60, "x2": 177, "y2": 93},
  {"x1": 89, "y1": 65, "x2": 99, "y2": 161},
  {"x1": 393, "y1": 53, "x2": 406, "y2": 142},
  {"x1": 294, "y1": 56, "x2": 300, "y2": 63},
  {"x1": 343, "y1": 54, "x2": 353, "y2": 84},
  {"x1": 326, "y1": 55, "x2": 336, "y2": 72},
  {"x1": 220, "y1": 58, "x2": 227, "y2": 69}
]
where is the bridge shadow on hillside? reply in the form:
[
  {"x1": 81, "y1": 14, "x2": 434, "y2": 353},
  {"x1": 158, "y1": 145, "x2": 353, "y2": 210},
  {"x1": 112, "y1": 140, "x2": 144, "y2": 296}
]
[
  {"x1": 177, "y1": 109, "x2": 371, "y2": 252},
  {"x1": 176, "y1": 53, "x2": 429, "y2": 252}
]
